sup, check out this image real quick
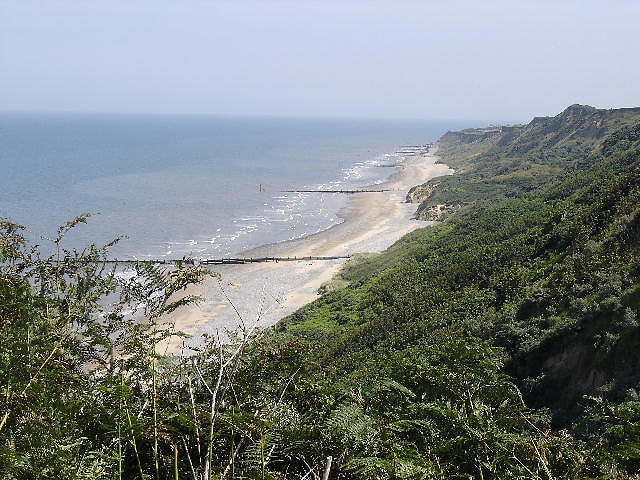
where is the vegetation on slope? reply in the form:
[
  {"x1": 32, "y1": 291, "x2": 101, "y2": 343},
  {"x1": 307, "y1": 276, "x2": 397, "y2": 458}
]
[
  {"x1": 276, "y1": 106, "x2": 640, "y2": 475},
  {"x1": 407, "y1": 104, "x2": 640, "y2": 219},
  {"x1": 2, "y1": 105, "x2": 640, "y2": 479}
]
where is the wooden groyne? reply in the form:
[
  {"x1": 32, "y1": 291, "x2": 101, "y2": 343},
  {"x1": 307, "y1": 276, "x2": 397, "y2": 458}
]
[
  {"x1": 395, "y1": 144, "x2": 433, "y2": 155},
  {"x1": 399, "y1": 144, "x2": 433, "y2": 149},
  {"x1": 102, "y1": 255, "x2": 351, "y2": 265},
  {"x1": 281, "y1": 189, "x2": 391, "y2": 194},
  {"x1": 202, "y1": 255, "x2": 351, "y2": 264}
]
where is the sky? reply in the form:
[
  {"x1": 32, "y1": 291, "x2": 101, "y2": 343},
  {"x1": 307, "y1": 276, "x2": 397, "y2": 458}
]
[{"x1": 1, "y1": 0, "x2": 638, "y2": 123}]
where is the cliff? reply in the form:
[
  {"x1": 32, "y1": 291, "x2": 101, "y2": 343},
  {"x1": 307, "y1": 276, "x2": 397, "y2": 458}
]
[
  {"x1": 407, "y1": 104, "x2": 640, "y2": 220},
  {"x1": 283, "y1": 104, "x2": 640, "y2": 437}
]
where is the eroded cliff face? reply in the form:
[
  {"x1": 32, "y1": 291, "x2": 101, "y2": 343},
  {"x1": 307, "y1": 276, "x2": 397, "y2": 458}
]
[
  {"x1": 414, "y1": 202, "x2": 462, "y2": 221},
  {"x1": 439, "y1": 126, "x2": 505, "y2": 144},
  {"x1": 406, "y1": 182, "x2": 438, "y2": 204},
  {"x1": 406, "y1": 181, "x2": 463, "y2": 221},
  {"x1": 407, "y1": 178, "x2": 464, "y2": 221}
]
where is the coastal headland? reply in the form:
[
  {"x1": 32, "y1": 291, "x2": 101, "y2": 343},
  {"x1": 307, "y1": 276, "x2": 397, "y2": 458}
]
[{"x1": 166, "y1": 146, "x2": 452, "y2": 350}]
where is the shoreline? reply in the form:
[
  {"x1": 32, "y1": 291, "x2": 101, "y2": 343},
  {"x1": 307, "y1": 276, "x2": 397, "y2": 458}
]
[{"x1": 164, "y1": 146, "x2": 452, "y2": 352}]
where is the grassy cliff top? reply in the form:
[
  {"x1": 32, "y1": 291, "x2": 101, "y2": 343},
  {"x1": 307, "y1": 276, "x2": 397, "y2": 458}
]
[{"x1": 406, "y1": 104, "x2": 640, "y2": 219}]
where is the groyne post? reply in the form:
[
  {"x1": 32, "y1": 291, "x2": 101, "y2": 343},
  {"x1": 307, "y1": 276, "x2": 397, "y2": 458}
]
[{"x1": 321, "y1": 456, "x2": 332, "y2": 480}]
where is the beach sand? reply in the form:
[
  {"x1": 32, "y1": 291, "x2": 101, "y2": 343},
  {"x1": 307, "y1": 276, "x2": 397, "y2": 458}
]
[{"x1": 163, "y1": 147, "x2": 452, "y2": 352}]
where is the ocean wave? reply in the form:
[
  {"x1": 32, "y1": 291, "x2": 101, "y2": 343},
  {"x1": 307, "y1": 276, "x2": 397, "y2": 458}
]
[{"x1": 133, "y1": 145, "x2": 406, "y2": 259}]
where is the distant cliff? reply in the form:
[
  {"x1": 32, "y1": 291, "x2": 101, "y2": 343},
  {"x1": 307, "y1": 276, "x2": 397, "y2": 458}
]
[{"x1": 408, "y1": 104, "x2": 640, "y2": 220}]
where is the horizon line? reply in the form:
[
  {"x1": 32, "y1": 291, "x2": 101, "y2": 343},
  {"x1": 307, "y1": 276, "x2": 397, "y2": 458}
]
[{"x1": 0, "y1": 108, "x2": 518, "y2": 125}]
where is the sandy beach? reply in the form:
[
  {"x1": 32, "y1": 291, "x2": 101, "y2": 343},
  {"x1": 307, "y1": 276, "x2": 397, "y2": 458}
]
[{"x1": 165, "y1": 147, "x2": 452, "y2": 352}]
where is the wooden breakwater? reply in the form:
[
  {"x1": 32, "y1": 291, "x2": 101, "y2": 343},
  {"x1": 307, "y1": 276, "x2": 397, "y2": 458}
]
[
  {"x1": 281, "y1": 189, "x2": 391, "y2": 194},
  {"x1": 101, "y1": 255, "x2": 351, "y2": 265},
  {"x1": 395, "y1": 144, "x2": 433, "y2": 155}
]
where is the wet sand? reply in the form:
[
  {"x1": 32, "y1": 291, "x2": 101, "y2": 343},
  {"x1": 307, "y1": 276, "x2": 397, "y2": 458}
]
[{"x1": 164, "y1": 147, "x2": 452, "y2": 352}]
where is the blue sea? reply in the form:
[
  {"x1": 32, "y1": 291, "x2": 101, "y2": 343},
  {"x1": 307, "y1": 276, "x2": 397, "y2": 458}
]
[{"x1": 0, "y1": 113, "x2": 466, "y2": 259}]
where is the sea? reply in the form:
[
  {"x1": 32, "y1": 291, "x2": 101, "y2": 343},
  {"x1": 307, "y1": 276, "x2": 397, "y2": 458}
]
[{"x1": 0, "y1": 113, "x2": 467, "y2": 260}]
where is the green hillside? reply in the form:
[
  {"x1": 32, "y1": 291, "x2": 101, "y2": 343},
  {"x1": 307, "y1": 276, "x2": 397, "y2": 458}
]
[
  {"x1": 408, "y1": 104, "x2": 640, "y2": 220},
  {"x1": 2, "y1": 105, "x2": 640, "y2": 479},
  {"x1": 273, "y1": 105, "x2": 640, "y2": 475}
]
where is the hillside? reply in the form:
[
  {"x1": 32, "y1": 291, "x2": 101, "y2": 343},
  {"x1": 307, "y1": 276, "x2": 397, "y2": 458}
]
[
  {"x1": 285, "y1": 105, "x2": 640, "y2": 407},
  {"x1": 407, "y1": 104, "x2": 640, "y2": 220},
  {"x1": 273, "y1": 105, "x2": 640, "y2": 475}
]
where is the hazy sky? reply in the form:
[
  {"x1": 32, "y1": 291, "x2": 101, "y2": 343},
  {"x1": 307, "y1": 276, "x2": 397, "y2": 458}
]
[{"x1": 1, "y1": 0, "x2": 638, "y2": 122}]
